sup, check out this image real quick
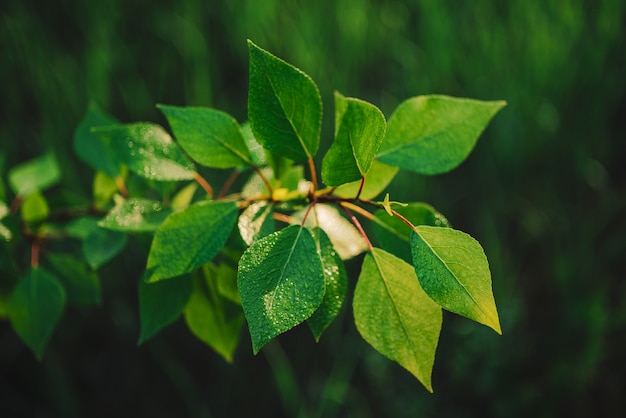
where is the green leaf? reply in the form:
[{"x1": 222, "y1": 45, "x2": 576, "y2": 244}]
[
  {"x1": 214, "y1": 262, "x2": 241, "y2": 305},
  {"x1": 353, "y1": 248, "x2": 442, "y2": 392},
  {"x1": 83, "y1": 226, "x2": 127, "y2": 270},
  {"x1": 322, "y1": 92, "x2": 386, "y2": 186},
  {"x1": 171, "y1": 182, "x2": 198, "y2": 211},
  {"x1": 8, "y1": 268, "x2": 66, "y2": 360},
  {"x1": 241, "y1": 121, "x2": 267, "y2": 167},
  {"x1": 377, "y1": 95, "x2": 506, "y2": 175},
  {"x1": 8, "y1": 153, "x2": 61, "y2": 197},
  {"x1": 20, "y1": 191, "x2": 49, "y2": 223},
  {"x1": 248, "y1": 40, "x2": 322, "y2": 162},
  {"x1": 410, "y1": 226, "x2": 501, "y2": 334},
  {"x1": 307, "y1": 228, "x2": 347, "y2": 341},
  {"x1": 294, "y1": 204, "x2": 367, "y2": 260},
  {"x1": 92, "y1": 171, "x2": 120, "y2": 209},
  {"x1": 0, "y1": 202, "x2": 12, "y2": 241},
  {"x1": 98, "y1": 198, "x2": 172, "y2": 233},
  {"x1": 332, "y1": 159, "x2": 399, "y2": 200},
  {"x1": 185, "y1": 266, "x2": 244, "y2": 362},
  {"x1": 373, "y1": 203, "x2": 449, "y2": 263},
  {"x1": 45, "y1": 253, "x2": 101, "y2": 307},
  {"x1": 237, "y1": 225, "x2": 324, "y2": 354},
  {"x1": 238, "y1": 201, "x2": 275, "y2": 246},
  {"x1": 138, "y1": 274, "x2": 193, "y2": 344},
  {"x1": 93, "y1": 123, "x2": 196, "y2": 181},
  {"x1": 146, "y1": 201, "x2": 239, "y2": 282},
  {"x1": 158, "y1": 105, "x2": 252, "y2": 168},
  {"x1": 73, "y1": 103, "x2": 122, "y2": 177}
]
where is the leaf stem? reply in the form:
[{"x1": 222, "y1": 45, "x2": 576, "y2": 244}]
[
  {"x1": 218, "y1": 169, "x2": 241, "y2": 199},
  {"x1": 251, "y1": 164, "x2": 274, "y2": 196},
  {"x1": 300, "y1": 202, "x2": 316, "y2": 226},
  {"x1": 339, "y1": 203, "x2": 373, "y2": 251},
  {"x1": 307, "y1": 158, "x2": 318, "y2": 193},
  {"x1": 389, "y1": 209, "x2": 416, "y2": 230},
  {"x1": 340, "y1": 201, "x2": 375, "y2": 221},
  {"x1": 31, "y1": 240, "x2": 40, "y2": 269},
  {"x1": 273, "y1": 212, "x2": 296, "y2": 224},
  {"x1": 194, "y1": 172, "x2": 215, "y2": 199},
  {"x1": 115, "y1": 176, "x2": 129, "y2": 198},
  {"x1": 355, "y1": 177, "x2": 366, "y2": 200}
]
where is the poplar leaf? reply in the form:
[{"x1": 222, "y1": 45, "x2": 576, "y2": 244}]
[
  {"x1": 237, "y1": 225, "x2": 324, "y2": 354},
  {"x1": 146, "y1": 201, "x2": 238, "y2": 282},
  {"x1": 98, "y1": 198, "x2": 172, "y2": 232},
  {"x1": 8, "y1": 153, "x2": 60, "y2": 197},
  {"x1": 8, "y1": 268, "x2": 66, "y2": 360},
  {"x1": 185, "y1": 266, "x2": 244, "y2": 362},
  {"x1": 321, "y1": 92, "x2": 386, "y2": 186},
  {"x1": 238, "y1": 201, "x2": 275, "y2": 246},
  {"x1": 377, "y1": 95, "x2": 505, "y2": 175},
  {"x1": 93, "y1": 123, "x2": 196, "y2": 181},
  {"x1": 307, "y1": 228, "x2": 347, "y2": 341},
  {"x1": 411, "y1": 226, "x2": 501, "y2": 334},
  {"x1": 158, "y1": 105, "x2": 252, "y2": 168},
  {"x1": 354, "y1": 248, "x2": 442, "y2": 392},
  {"x1": 248, "y1": 40, "x2": 322, "y2": 161}
]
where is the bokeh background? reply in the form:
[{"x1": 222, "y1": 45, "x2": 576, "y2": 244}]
[{"x1": 2, "y1": 0, "x2": 625, "y2": 416}]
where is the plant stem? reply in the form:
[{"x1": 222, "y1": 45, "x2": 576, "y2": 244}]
[
  {"x1": 273, "y1": 212, "x2": 295, "y2": 224},
  {"x1": 339, "y1": 201, "x2": 375, "y2": 221},
  {"x1": 31, "y1": 240, "x2": 40, "y2": 269},
  {"x1": 308, "y1": 158, "x2": 318, "y2": 193},
  {"x1": 389, "y1": 209, "x2": 415, "y2": 229},
  {"x1": 339, "y1": 203, "x2": 373, "y2": 251},
  {"x1": 115, "y1": 176, "x2": 129, "y2": 198},
  {"x1": 218, "y1": 169, "x2": 240, "y2": 199},
  {"x1": 355, "y1": 176, "x2": 365, "y2": 200},
  {"x1": 193, "y1": 172, "x2": 214, "y2": 199}
]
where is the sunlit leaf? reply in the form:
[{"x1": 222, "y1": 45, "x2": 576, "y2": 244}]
[
  {"x1": 8, "y1": 268, "x2": 66, "y2": 360},
  {"x1": 237, "y1": 225, "x2": 324, "y2": 353},
  {"x1": 332, "y1": 159, "x2": 399, "y2": 200},
  {"x1": 248, "y1": 40, "x2": 322, "y2": 161},
  {"x1": 354, "y1": 248, "x2": 441, "y2": 392},
  {"x1": 93, "y1": 171, "x2": 119, "y2": 209},
  {"x1": 377, "y1": 95, "x2": 506, "y2": 175},
  {"x1": 307, "y1": 228, "x2": 347, "y2": 341},
  {"x1": 238, "y1": 201, "x2": 275, "y2": 246},
  {"x1": 93, "y1": 123, "x2": 196, "y2": 181},
  {"x1": 8, "y1": 153, "x2": 60, "y2": 197},
  {"x1": 138, "y1": 274, "x2": 193, "y2": 344},
  {"x1": 171, "y1": 182, "x2": 198, "y2": 211},
  {"x1": 293, "y1": 204, "x2": 367, "y2": 260},
  {"x1": 158, "y1": 105, "x2": 252, "y2": 168},
  {"x1": 146, "y1": 201, "x2": 238, "y2": 282},
  {"x1": 185, "y1": 266, "x2": 244, "y2": 362},
  {"x1": 411, "y1": 226, "x2": 501, "y2": 334},
  {"x1": 98, "y1": 198, "x2": 172, "y2": 232},
  {"x1": 20, "y1": 191, "x2": 49, "y2": 223},
  {"x1": 322, "y1": 92, "x2": 386, "y2": 186}
]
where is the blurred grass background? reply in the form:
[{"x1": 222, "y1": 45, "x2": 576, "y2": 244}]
[{"x1": 1, "y1": 0, "x2": 625, "y2": 416}]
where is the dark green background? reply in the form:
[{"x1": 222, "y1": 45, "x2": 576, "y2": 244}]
[{"x1": 2, "y1": 1, "x2": 625, "y2": 417}]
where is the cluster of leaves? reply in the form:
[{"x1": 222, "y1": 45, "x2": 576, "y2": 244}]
[{"x1": 0, "y1": 40, "x2": 505, "y2": 392}]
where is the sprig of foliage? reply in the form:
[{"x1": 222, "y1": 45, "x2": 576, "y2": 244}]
[{"x1": 0, "y1": 40, "x2": 505, "y2": 391}]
